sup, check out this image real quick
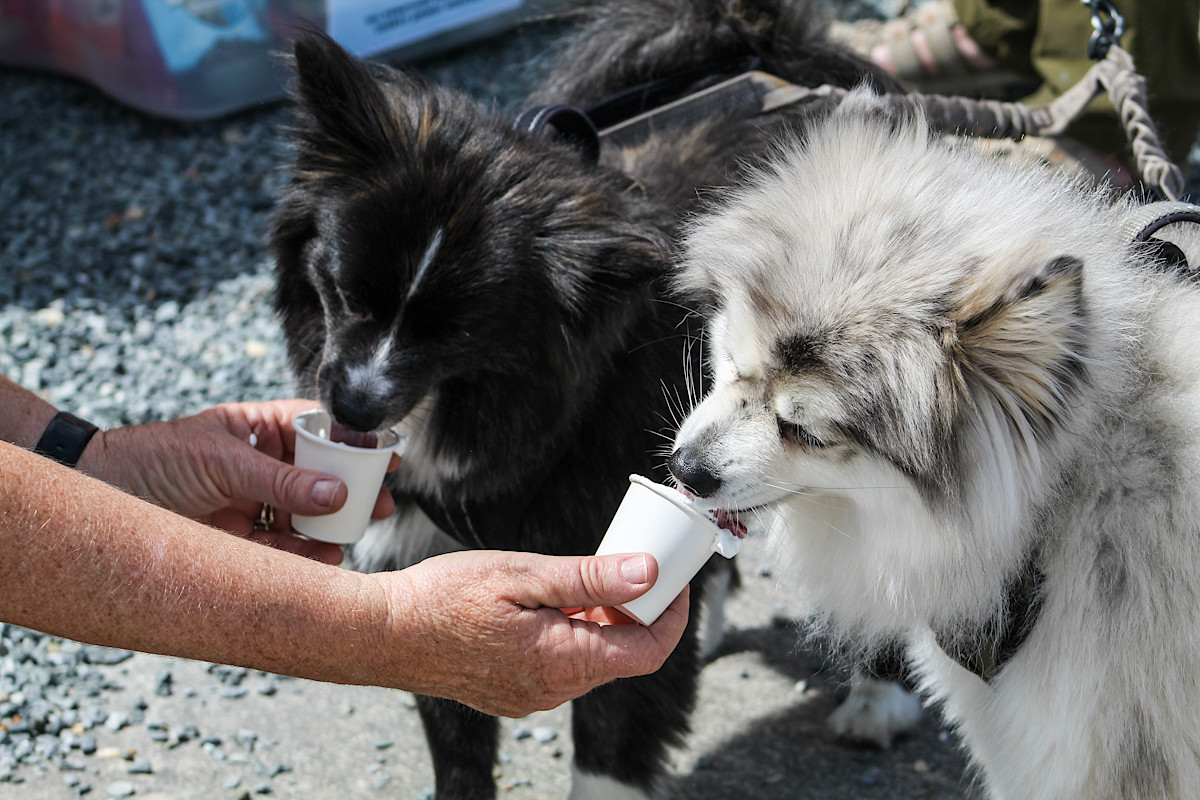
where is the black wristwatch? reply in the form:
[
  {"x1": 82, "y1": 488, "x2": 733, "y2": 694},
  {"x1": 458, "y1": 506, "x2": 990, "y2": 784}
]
[{"x1": 34, "y1": 411, "x2": 99, "y2": 468}]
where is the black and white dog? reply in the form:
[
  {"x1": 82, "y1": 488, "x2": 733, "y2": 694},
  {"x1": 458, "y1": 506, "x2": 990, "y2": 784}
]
[{"x1": 270, "y1": 2, "x2": 892, "y2": 797}]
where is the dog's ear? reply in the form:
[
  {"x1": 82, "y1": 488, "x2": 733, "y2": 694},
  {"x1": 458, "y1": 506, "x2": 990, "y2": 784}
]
[
  {"x1": 290, "y1": 33, "x2": 402, "y2": 170},
  {"x1": 949, "y1": 255, "x2": 1088, "y2": 444}
]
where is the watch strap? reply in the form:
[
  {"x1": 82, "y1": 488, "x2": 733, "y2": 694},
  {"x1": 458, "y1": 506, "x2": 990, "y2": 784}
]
[{"x1": 34, "y1": 411, "x2": 99, "y2": 468}]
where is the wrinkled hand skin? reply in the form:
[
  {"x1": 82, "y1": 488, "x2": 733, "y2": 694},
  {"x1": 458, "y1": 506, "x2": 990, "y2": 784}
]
[
  {"x1": 77, "y1": 399, "x2": 398, "y2": 564},
  {"x1": 370, "y1": 550, "x2": 691, "y2": 718}
]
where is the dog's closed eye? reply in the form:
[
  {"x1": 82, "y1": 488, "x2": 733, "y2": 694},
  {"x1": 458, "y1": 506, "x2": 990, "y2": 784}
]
[{"x1": 777, "y1": 416, "x2": 834, "y2": 449}]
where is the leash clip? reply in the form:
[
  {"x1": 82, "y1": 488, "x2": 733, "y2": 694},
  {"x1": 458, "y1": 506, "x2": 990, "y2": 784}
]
[{"x1": 1082, "y1": 0, "x2": 1125, "y2": 60}]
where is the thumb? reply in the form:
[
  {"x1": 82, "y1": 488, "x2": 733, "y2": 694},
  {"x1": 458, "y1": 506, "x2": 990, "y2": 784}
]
[
  {"x1": 234, "y1": 448, "x2": 349, "y2": 516},
  {"x1": 528, "y1": 553, "x2": 660, "y2": 610}
]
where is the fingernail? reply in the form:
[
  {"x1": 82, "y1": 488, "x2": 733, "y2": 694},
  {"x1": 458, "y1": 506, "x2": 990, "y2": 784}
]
[
  {"x1": 619, "y1": 554, "x2": 651, "y2": 584},
  {"x1": 311, "y1": 480, "x2": 340, "y2": 508}
]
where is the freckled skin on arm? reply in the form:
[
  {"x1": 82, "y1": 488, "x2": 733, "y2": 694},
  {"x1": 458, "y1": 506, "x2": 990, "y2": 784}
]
[
  {"x1": 0, "y1": 440, "x2": 689, "y2": 717},
  {"x1": 0, "y1": 440, "x2": 389, "y2": 683}
]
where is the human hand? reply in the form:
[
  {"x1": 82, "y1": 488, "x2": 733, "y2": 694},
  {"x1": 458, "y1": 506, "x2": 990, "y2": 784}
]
[
  {"x1": 370, "y1": 550, "x2": 690, "y2": 718},
  {"x1": 78, "y1": 399, "x2": 398, "y2": 563}
]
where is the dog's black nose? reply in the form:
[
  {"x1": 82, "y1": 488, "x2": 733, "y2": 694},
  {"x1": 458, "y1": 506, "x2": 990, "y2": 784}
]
[
  {"x1": 329, "y1": 389, "x2": 385, "y2": 433},
  {"x1": 668, "y1": 446, "x2": 722, "y2": 498}
]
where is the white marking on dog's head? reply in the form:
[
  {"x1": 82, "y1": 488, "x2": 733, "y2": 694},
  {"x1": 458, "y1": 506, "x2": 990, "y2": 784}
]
[
  {"x1": 406, "y1": 227, "x2": 444, "y2": 302},
  {"x1": 341, "y1": 328, "x2": 399, "y2": 414}
]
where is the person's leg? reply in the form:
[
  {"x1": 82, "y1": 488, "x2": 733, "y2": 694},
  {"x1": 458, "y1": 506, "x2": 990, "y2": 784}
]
[
  {"x1": 951, "y1": 0, "x2": 1038, "y2": 75},
  {"x1": 829, "y1": 0, "x2": 1033, "y2": 94}
]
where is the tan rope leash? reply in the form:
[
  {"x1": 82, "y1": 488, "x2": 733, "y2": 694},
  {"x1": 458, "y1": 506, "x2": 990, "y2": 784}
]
[{"x1": 750, "y1": 43, "x2": 1182, "y2": 200}]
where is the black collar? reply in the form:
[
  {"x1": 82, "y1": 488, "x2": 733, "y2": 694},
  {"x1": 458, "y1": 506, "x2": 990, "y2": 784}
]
[{"x1": 513, "y1": 56, "x2": 763, "y2": 165}]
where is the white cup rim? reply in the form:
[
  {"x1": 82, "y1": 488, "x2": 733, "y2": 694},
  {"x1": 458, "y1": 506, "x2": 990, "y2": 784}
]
[
  {"x1": 293, "y1": 408, "x2": 403, "y2": 452},
  {"x1": 626, "y1": 474, "x2": 723, "y2": 535}
]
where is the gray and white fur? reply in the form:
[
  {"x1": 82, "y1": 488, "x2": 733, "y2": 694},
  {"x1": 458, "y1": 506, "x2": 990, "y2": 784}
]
[{"x1": 669, "y1": 89, "x2": 1200, "y2": 799}]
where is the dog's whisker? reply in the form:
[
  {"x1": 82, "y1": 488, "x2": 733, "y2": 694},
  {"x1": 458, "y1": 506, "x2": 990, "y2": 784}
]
[
  {"x1": 626, "y1": 332, "x2": 700, "y2": 355},
  {"x1": 650, "y1": 297, "x2": 707, "y2": 320}
]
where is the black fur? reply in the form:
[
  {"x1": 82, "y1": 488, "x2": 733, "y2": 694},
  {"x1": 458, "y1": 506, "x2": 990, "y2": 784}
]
[{"x1": 271, "y1": 2, "x2": 891, "y2": 797}]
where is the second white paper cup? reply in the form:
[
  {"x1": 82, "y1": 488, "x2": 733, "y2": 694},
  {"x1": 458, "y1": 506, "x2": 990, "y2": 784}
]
[
  {"x1": 290, "y1": 409, "x2": 404, "y2": 544},
  {"x1": 595, "y1": 475, "x2": 742, "y2": 626}
]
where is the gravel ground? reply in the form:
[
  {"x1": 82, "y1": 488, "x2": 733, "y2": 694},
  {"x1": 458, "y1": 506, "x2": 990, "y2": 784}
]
[{"x1": 1, "y1": 2, "x2": 1196, "y2": 799}]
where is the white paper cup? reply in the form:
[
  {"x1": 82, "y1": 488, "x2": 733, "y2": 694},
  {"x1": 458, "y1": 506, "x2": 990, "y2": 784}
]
[
  {"x1": 595, "y1": 475, "x2": 742, "y2": 626},
  {"x1": 290, "y1": 409, "x2": 404, "y2": 544}
]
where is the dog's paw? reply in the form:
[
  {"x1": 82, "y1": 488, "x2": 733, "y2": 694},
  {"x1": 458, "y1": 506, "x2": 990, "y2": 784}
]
[
  {"x1": 568, "y1": 767, "x2": 658, "y2": 800},
  {"x1": 827, "y1": 676, "x2": 922, "y2": 748}
]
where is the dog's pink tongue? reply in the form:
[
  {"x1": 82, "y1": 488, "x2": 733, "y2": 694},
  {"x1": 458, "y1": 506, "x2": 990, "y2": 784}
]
[
  {"x1": 329, "y1": 421, "x2": 379, "y2": 449},
  {"x1": 676, "y1": 487, "x2": 747, "y2": 538},
  {"x1": 710, "y1": 508, "x2": 747, "y2": 538}
]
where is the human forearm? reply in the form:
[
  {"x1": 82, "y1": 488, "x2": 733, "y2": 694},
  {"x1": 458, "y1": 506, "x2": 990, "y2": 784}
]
[
  {"x1": 0, "y1": 441, "x2": 688, "y2": 715},
  {"x1": 0, "y1": 441, "x2": 388, "y2": 684},
  {"x1": 0, "y1": 373, "x2": 59, "y2": 449}
]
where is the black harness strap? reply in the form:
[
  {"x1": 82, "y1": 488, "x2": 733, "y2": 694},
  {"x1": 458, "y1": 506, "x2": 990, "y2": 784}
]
[
  {"x1": 936, "y1": 565, "x2": 1045, "y2": 684},
  {"x1": 1124, "y1": 201, "x2": 1200, "y2": 277}
]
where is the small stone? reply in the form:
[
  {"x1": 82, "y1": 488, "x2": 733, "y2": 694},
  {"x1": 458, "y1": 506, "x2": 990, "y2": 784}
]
[
  {"x1": 532, "y1": 727, "x2": 558, "y2": 744},
  {"x1": 34, "y1": 307, "x2": 66, "y2": 328},
  {"x1": 126, "y1": 758, "x2": 152, "y2": 775},
  {"x1": 224, "y1": 776, "x2": 242, "y2": 790},
  {"x1": 153, "y1": 302, "x2": 179, "y2": 324},
  {"x1": 234, "y1": 730, "x2": 258, "y2": 751},
  {"x1": 106, "y1": 781, "x2": 135, "y2": 798},
  {"x1": 168, "y1": 724, "x2": 199, "y2": 748},
  {"x1": 81, "y1": 646, "x2": 133, "y2": 666}
]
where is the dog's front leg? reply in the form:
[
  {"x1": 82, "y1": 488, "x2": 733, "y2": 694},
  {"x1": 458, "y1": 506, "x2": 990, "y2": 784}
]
[{"x1": 416, "y1": 695, "x2": 500, "y2": 799}]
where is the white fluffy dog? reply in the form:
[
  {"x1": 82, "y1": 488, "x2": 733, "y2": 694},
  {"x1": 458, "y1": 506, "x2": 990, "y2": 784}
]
[{"x1": 668, "y1": 89, "x2": 1200, "y2": 799}]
